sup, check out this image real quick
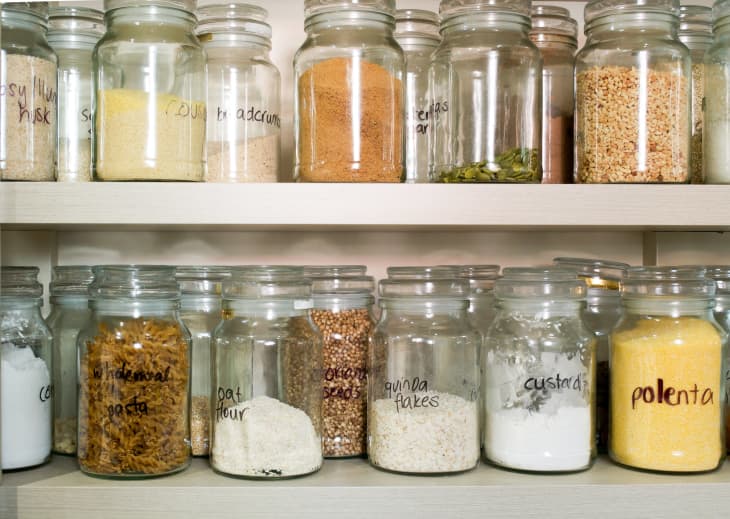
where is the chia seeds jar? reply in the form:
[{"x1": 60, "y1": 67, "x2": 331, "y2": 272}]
[
  {"x1": 369, "y1": 268, "x2": 480, "y2": 474},
  {"x1": 46, "y1": 265, "x2": 94, "y2": 455},
  {"x1": 575, "y1": 0, "x2": 690, "y2": 183},
  {"x1": 483, "y1": 268, "x2": 596, "y2": 472},
  {"x1": 210, "y1": 267, "x2": 323, "y2": 478},
  {"x1": 294, "y1": 0, "x2": 405, "y2": 182},
  {"x1": 610, "y1": 267, "x2": 726, "y2": 472},
  {"x1": 0, "y1": 267, "x2": 53, "y2": 470},
  {"x1": 77, "y1": 266, "x2": 192, "y2": 478},
  {"x1": 705, "y1": 266, "x2": 730, "y2": 451},
  {"x1": 431, "y1": 0, "x2": 542, "y2": 183},
  {"x1": 197, "y1": 3, "x2": 280, "y2": 182}
]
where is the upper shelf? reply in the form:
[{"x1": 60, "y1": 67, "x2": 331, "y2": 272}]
[{"x1": 0, "y1": 183, "x2": 726, "y2": 231}]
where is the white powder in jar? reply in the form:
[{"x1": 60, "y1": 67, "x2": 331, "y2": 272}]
[
  {"x1": 368, "y1": 391, "x2": 479, "y2": 473},
  {"x1": 206, "y1": 134, "x2": 279, "y2": 182}
]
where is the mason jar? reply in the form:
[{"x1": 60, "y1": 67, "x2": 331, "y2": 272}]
[
  {"x1": 46, "y1": 265, "x2": 93, "y2": 456},
  {"x1": 0, "y1": 2, "x2": 57, "y2": 181},
  {"x1": 394, "y1": 9, "x2": 440, "y2": 183},
  {"x1": 48, "y1": 6, "x2": 104, "y2": 182},
  {"x1": 210, "y1": 266, "x2": 323, "y2": 478},
  {"x1": 77, "y1": 266, "x2": 192, "y2": 478},
  {"x1": 610, "y1": 267, "x2": 726, "y2": 473},
  {"x1": 575, "y1": 0, "x2": 690, "y2": 183},
  {"x1": 369, "y1": 268, "x2": 480, "y2": 474},
  {"x1": 294, "y1": 0, "x2": 405, "y2": 183},
  {"x1": 94, "y1": 0, "x2": 206, "y2": 181},
  {"x1": 0, "y1": 267, "x2": 53, "y2": 470},
  {"x1": 431, "y1": 0, "x2": 542, "y2": 183},
  {"x1": 484, "y1": 268, "x2": 596, "y2": 473},
  {"x1": 530, "y1": 6, "x2": 576, "y2": 184},
  {"x1": 197, "y1": 3, "x2": 280, "y2": 182},
  {"x1": 705, "y1": 266, "x2": 730, "y2": 451}
]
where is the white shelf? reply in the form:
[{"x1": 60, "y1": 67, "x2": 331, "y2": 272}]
[{"x1": 1, "y1": 456, "x2": 728, "y2": 518}]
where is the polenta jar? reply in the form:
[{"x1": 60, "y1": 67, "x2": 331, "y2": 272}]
[
  {"x1": 610, "y1": 267, "x2": 726, "y2": 473},
  {"x1": 705, "y1": 266, "x2": 730, "y2": 451}
]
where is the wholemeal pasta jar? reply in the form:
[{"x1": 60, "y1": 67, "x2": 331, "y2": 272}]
[{"x1": 77, "y1": 266, "x2": 192, "y2": 478}]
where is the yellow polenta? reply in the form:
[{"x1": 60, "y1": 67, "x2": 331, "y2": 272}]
[{"x1": 610, "y1": 317, "x2": 723, "y2": 472}]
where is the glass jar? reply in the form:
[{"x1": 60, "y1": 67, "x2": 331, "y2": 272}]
[
  {"x1": 369, "y1": 269, "x2": 480, "y2": 474},
  {"x1": 77, "y1": 266, "x2": 192, "y2": 478},
  {"x1": 294, "y1": 0, "x2": 405, "y2": 183},
  {"x1": 394, "y1": 9, "x2": 440, "y2": 183},
  {"x1": 94, "y1": 0, "x2": 206, "y2": 181},
  {"x1": 48, "y1": 6, "x2": 104, "y2": 182},
  {"x1": 530, "y1": 6, "x2": 576, "y2": 184},
  {"x1": 304, "y1": 265, "x2": 374, "y2": 458},
  {"x1": 176, "y1": 266, "x2": 229, "y2": 457},
  {"x1": 610, "y1": 267, "x2": 726, "y2": 473},
  {"x1": 483, "y1": 268, "x2": 596, "y2": 472},
  {"x1": 46, "y1": 265, "x2": 93, "y2": 456},
  {"x1": 197, "y1": 4, "x2": 280, "y2": 183},
  {"x1": 0, "y1": 2, "x2": 57, "y2": 181},
  {"x1": 431, "y1": 0, "x2": 541, "y2": 183},
  {"x1": 575, "y1": 0, "x2": 690, "y2": 183},
  {"x1": 0, "y1": 267, "x2": 53, "y2": 470},
  {"x1": 457, "y1": 265, "x2": 501, "y2": 339},
  {"x1": 704, "y1": 266, "x2": 730, "y2": 451},
  {"x1": 210, "y1": 266, "x2": 323, "y2": 478}
]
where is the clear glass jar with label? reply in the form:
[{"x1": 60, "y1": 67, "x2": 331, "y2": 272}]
[
  {"x1": 704, "y1": 266, "x2": 730, "y2": 452},
  {"x1": 46, "y1": 265, "x2": 93, "y2": 456},
  {"x1": 369, "y1": 269, "x2": 480, "y2": 474},
  {"x1": 484, "y1": 268, "x2": 596, "y2": 472},
  {"x1": 610, "y1": 267, "x2": 726, "y2": 472},
  {"x1": 431, "y1": 0, "x2": 542, "y2": 183},
  {"x1": 575, "y1": 0, "x2": 690, "y2": 183},
  {"x1": 1, "y1": 267, "x2": 53, "y2": 471},
  {"x1": 530, "y1": 6, "x2": 576, "y2": 184},
  {"x1": 1, "y1": 2, "x2": 57, "y2": 181},
  {"x1": 294, "y1": 0, "x2": 405, "y2": 182},
  {"x1": 48, "y1": 6, "x2": 104, "y2": 182},
  {"x1": 197, "y1": 4, "x2": 280, "y2": 183},
  {"x1": 394, "y1": 9, "x2": 440, "y2": 183},
  {"x1": 94, "y1": 0, "x2": 206, "y2": 181},
  {"x1": 77, "y1": 266, "x2": 192, "y2": 478},
  {"x1": 210, "y1": 267, "x2": 323, "y2": 478}
]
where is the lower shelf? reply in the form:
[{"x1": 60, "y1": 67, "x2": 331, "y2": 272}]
[{"x1": 1, "y1": 455, "x2": 728, "y2": 518}]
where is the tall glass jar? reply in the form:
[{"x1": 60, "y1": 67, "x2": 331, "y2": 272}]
[
  {"x1": 46, "y1": 265, "x2": 93, "y2": 456},
  {"x1": 77, "y1": 266, "x2": 192, "y2": 478},
  {"x1": 394, "y1": 9, "x2": 440, "y2": 183},
  {"x1": 176, "y1": 266, "x2": 229, "y2": 457},
  {"x1": 94, "y1": 0, "x2": 206, "y2": 181},
  {"x1": 457, "y1": 265, "x2": 501, "y2": 339},
  {"x1": 431, "y1": 0, "x2": 541, "y2": 183},
  {"x1": 210, "y1": 267, "x2": 323, "y2": 478},
  {"x1": 610, "y1": 267, "x2": 726, "y2": 473},
  {"x1": 0, "y1": 267, "x2": 52, "y2": 470},
  {"x1": 369, "y1": 269, "x2": 480, "y2": 474},
  {"x1": 483, "y1": 268, "x2": 596, "y2": 472},
  {"x1": 294, "y1": 0, "x2": 405, "y2": 183},
  {"x1": 705, "y1": 266, "x2": 730, "y2": 451},
  {"x1": 48, "y1": 6, "x2": 104, "y2": 182},
  {"x1": 575, "y1": 0, "x2": 690, "y2": 183},
  {"x1": 530, "y1": 6, "x2": 576, "y2": 184},
  {"x1": 197, "y1": 4, "x2": 280, "y2": 183},
  {"x1": 0, "y1": 2, "x2": 57, "y2": 181}
]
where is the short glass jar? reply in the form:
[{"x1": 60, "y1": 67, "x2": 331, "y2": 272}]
[
  {"x1": 483, "y1": 268, "x2": 596, "y2": 472},
  {"x1": 394, "y1": 9, "x2": 440, "y2": 183},
  {"x1": 705, "y1": 266, "x2": 730, "y2": 451},
  {"x1": 1, "y1": 267, "x2": 53, "y2": 470},
  {"x1": 530, "y1": 6, "x2": 576, "y2": 184},
  {"x1": 1, "y1": 2, "x2": 57, "y2": 181},
  {"x1": 46, "y1": 265, "x2": 94, "y2": 456},
  {"x1": 77, "y1": 266, "x2": 192, "y2": 478},
  {"x1": 210, "y1": 267, "x2": 323, "y2": 478},
  {"x1": 48, "y1": 6, "x2": 104, "y2": 182},
  {"x1": 197, "y1": 4, "x2": 280, "y2": 183},
  {"x1": 94, "y1": 0, "x2": 206, "y2": 181},
  {"x1": 294, "y1": 0, "x2": 405, "y2": 182},
  {"x1": 575, "y1": 0, "x2": 690, "y2": 183},
  {"x1": 610, "y1": 267, "x2": 726, "y2": 473},
  {"x1": 369, "y1": 269, "x2": 480, "y2": 474}
]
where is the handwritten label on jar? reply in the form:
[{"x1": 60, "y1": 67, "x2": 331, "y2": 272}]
[
  {"x1": 164, "y1": 99, "x2": 207, "y2": 121},
  {"x1": 631, "y1": 378, "x2": 714, "y2": 409},
  {"x1": 215, "y1": 105, "x2": 281, "y2": 128},
  {"x1": 39, "y1": 384, "x2": 53, "y2": 403},
  {"x1": 523, "y1": 373, "x2": 589, "y2": 393},
  {"x1": 323, "y1": 365, "x2": 365, "y2": 400},
  {"x1": 384, "y1": 377, "x2": 439, "y2": 412},
  {"x1": 216, "y1": 386, "x2": 248, "y2": 421},
  {"x1": 90, "y1": 361, "x2": 172, "y2": 420},
  {"x1": 1, "y1": 74, "x2": 57, "y2": 125}
]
